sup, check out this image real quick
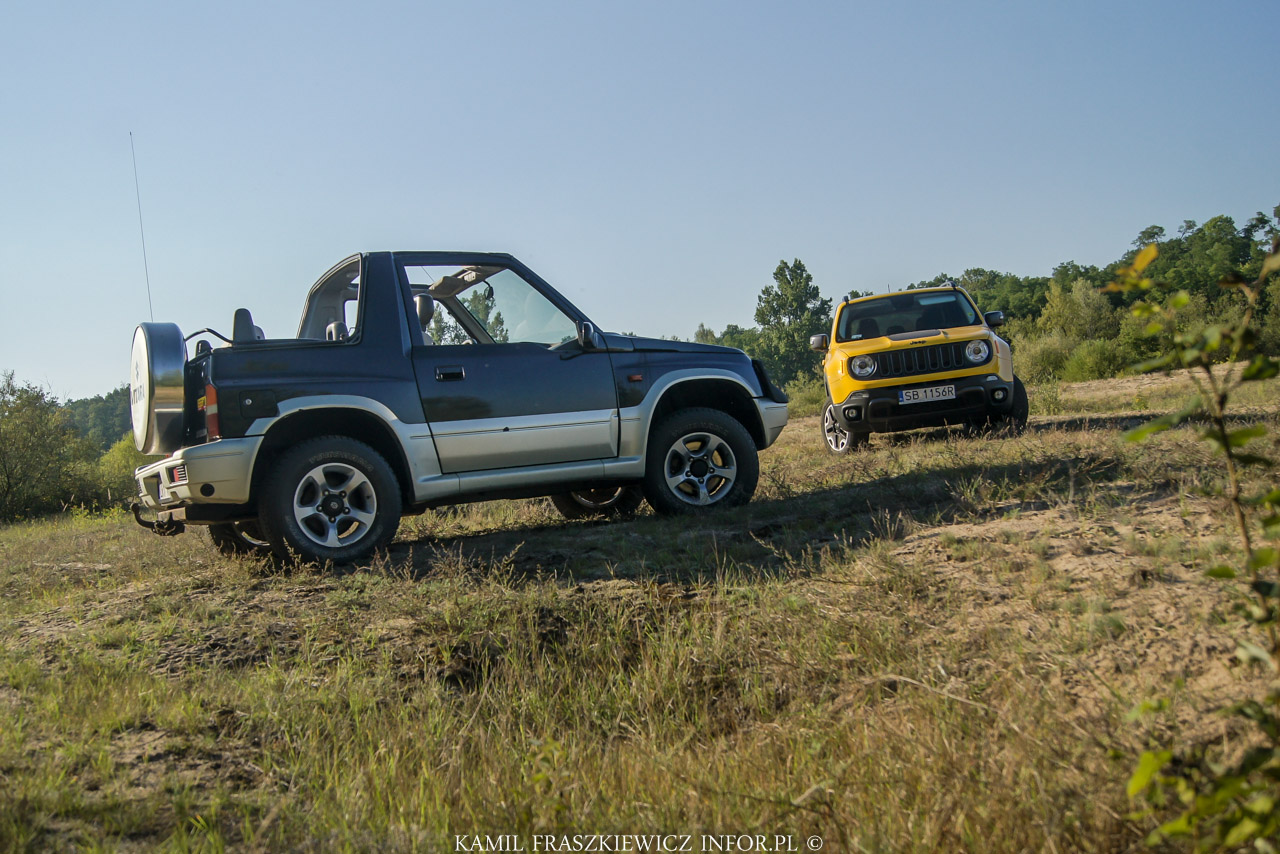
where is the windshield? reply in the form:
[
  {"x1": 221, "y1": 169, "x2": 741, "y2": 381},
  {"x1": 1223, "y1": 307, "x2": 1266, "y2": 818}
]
[{"x1": 836, "y1": 291, "x2": 979, "y2": 342}]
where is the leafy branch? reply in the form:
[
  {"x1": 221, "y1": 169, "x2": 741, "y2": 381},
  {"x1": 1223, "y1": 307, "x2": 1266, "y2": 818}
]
[{"x1": 1115, "y1": 237, "x2": 1280, "y2": 849}]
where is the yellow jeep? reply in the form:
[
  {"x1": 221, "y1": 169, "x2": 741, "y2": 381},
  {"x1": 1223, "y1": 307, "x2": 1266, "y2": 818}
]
[{"x1": 809, "y1": 285, "x2": 1027, "y2": 452}]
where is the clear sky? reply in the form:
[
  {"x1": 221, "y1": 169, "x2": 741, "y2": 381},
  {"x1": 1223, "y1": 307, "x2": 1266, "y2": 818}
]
[{"x1": 3, "y1": 0, "x2": 1278, "y2": 400}]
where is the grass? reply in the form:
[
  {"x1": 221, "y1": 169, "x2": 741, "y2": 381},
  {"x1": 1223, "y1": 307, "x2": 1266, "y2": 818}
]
[{"x1": 2, "y1": 377, "x2": 1279, "y2": 852}]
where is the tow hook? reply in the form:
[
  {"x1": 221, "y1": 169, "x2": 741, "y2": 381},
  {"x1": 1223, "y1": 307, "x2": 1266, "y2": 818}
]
[{"x1": 131, "y1": 502, "x2": 186, "y2": 536}]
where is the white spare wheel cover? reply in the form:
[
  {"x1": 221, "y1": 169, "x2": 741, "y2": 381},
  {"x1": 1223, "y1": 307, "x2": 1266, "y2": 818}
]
[{"x1": 130, "y1": 322, "x2": 186, "y2": 454}]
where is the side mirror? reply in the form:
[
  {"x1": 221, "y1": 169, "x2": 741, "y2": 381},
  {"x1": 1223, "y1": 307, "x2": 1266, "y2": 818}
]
[
  {"x1": 576, "y1": 321, "x2": 603, "y2": 351},
  {"x1": 809, "y1": 333, "x2": 829, "y2": 352},
  {"x1": 984, "y1": 311, "x2": 1005, "y2": 328}
]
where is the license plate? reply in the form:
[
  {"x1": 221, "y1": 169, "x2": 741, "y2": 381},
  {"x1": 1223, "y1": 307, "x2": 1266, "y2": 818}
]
[{"x1": 899, "y1": 385, "x2": 956, "y2": 405}]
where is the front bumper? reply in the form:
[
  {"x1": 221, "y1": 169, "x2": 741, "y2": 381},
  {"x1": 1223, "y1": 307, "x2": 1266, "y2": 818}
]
[
  {"x1": 133, "y1": 437, "x2": 262, "y2": 510},
  {"x1": 832, "y1": 373, "x2": 1013, "y2": 434},
  {"x1": 756, "y1": 400, "x2": 789, "y2": 448}
]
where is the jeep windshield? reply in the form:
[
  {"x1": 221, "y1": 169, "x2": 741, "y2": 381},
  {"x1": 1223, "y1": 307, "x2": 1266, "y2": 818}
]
[{"x1": 836, "y1": 291, "x2": 979, "y2": 342}]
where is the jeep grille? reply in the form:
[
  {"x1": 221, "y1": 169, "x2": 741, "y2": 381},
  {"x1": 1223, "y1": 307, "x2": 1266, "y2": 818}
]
[{"x1": 874, "y1": 343, "x2": 969, "y2": 378}]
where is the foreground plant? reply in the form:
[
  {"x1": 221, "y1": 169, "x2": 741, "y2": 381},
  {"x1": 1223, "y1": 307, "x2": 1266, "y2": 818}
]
[{"x1": 1117, "y1": 238, "x2": 1280, "y2": 848}]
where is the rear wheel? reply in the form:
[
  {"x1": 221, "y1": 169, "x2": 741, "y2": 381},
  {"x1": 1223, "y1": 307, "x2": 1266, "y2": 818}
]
[
  {"x1": 550, "y1": 486, "x2": 645, "y2": 520},
  {"x1": 258, "y1": 437, "x2": 401, "y2": 565},
  {"x1": 642, "y1": 408, "x2": 759, "y2": 516},
  {"x1": 207, "y1": 520, "x2": 271, "y2": 557}
]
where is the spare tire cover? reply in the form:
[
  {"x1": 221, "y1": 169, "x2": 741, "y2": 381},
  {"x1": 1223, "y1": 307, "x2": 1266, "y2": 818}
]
[{"x1": 130, "y1": 322, "x2": 186, "y2": 454}]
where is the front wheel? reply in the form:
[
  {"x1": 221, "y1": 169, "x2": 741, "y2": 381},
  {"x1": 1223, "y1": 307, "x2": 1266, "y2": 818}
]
[
  {"x1": 258, "y1": 437, "x2": 401, "y2": 565},
  {"x1": 642, "y1": 408, "x2": 759, "y2": 516},
  {"x1": 822, "y1": 401, "x2": 869, "y2": 454},
  {"x1": 550, "y1": 486, "x2": 645, "y2": 520},
  {"x1": 207, "y1": 520, "x2": 271, "y2": 557},
  {"x1": 1004, "y1": 376, "x2": 1029, "y2": 434}
]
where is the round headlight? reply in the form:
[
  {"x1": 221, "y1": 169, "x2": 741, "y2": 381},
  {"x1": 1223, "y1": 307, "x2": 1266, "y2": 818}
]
[
  {"x1": 965, "y1": 339, "x2": 991, "y2": 364},
  {"x1": 849, "y1": 354, "x2": 877, "y2": 378}
]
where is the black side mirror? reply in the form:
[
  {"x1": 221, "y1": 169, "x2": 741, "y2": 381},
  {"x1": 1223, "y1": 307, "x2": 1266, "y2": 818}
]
[
  {"x1": 809, "y1": 333, "x2": 830, "y2": 352},
  {"x1": 984, "y1": 311, "x2": 1005, "y2": 328},
  {"x1": 576, "y1": 321, "x2": 603, "y2": 351}
]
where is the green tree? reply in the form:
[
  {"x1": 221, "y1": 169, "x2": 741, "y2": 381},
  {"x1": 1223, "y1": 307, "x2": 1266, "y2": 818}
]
[
  {"x1": 0, "y1": 373, "x2": 98, "y2": 520},
  {"x1": 64, "y1": 385, "x2": 130, "y2": 452},
  {"x1": 98, "y1": 432, "x2": 151, "y2": 504},
  {"x1": 753, "y1": 259, "x2": 832, "y2": 388}
]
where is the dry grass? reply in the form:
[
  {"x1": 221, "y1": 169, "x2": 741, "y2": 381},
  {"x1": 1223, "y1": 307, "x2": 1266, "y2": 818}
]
[{"x1": 2, "y1": 378, "x2": 1278, "y2": 852}]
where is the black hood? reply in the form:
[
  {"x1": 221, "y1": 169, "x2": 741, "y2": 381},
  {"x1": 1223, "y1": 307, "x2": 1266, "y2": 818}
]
[{"x1": 602, "y1": 332, "x2": 740, "y2": 355}]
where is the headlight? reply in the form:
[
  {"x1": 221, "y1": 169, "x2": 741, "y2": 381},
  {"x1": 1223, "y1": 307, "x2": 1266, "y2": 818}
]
[
  {"x1": 964, "y1": 340, "x2": 991, "y2": 364},
  {"x1": 849, "y1": 354, "x2": 877, "y2": 378}
]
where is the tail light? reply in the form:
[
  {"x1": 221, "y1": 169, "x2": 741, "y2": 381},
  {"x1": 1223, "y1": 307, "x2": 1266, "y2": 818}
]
[{"x1": 200, "y1": 383, "x2": 221, "y2": 440}]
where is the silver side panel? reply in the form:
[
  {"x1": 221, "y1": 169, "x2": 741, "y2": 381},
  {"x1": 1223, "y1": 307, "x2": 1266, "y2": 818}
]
[
  {"x1": 618, "y1": 369, "x2": 765, "y2": 458},
  {"x1": 453, "y1": 459, "x2": 607, "y2": 494},
  {"x1": 431, "y1": 408, "x2": 618, "y2": 474},
  {"x1": 246, "y1": 395, "x2": 444, "y2": 503}
]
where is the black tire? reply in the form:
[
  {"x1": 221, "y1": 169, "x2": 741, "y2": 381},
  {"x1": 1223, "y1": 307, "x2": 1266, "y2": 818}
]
[
  {"x1": 258, "y1": 437, "x2": 401, "y2": 565},
  {"x1": 821, "y1": 401, "x2": 869, "y2": 454},
  {"x1": 1007, "y1": 376, "x2": 1029, "y2": 434},
  {"x1": 642, "y1": 408, "x2": 759, "y2": 516},
  {"x1": 206, "y1": 520, "x2": 271, "y2": 557},
  {"x1": 550, "y1": 486, "x2": 645, "y2": 520}
]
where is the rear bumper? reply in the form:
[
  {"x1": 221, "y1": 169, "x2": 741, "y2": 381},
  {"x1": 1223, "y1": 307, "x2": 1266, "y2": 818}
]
[
  {"x1": 134, "y1": 437, "x2": 261, "y2": 510},
  {"x1": 832, "y1": 374, "x2": 1013, "y2": 434}
]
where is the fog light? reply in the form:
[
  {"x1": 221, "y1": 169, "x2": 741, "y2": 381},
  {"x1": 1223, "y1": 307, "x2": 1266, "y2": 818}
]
[
  {"x1": 843, "y1": 406, "x2": 862, "y2": 422},
  {"x1": 993, "y1": 389, "x2": 1007, "y2": 401}
]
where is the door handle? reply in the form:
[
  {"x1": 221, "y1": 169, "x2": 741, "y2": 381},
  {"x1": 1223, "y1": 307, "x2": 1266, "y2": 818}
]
[{"x1": 435, "y1": 365, "x2": 465, "y2": 381}]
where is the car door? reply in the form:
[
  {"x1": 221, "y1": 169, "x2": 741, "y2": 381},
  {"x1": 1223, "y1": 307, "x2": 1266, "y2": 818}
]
[{"x1": 404, "y1": 259, "x2": 619, "y2": 474}]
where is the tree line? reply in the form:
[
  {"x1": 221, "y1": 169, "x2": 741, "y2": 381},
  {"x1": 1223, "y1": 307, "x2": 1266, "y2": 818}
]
[{"x1": 697, "y1": 205, "x2": 1280, "y2": 392}]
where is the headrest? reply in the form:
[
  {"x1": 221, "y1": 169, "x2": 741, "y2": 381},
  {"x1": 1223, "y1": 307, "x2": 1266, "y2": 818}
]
[
  {"x1": 325, "y1": 321, "x2": 349, "y2": 342},
  {"x1": 232, "y1": 308, "x2": 257, "y2": 343},
  {"x1": 415, "y1": 293, "x2": 435, "y2": 328}
]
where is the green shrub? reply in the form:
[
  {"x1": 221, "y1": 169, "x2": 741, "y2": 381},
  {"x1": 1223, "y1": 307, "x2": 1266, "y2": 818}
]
[
  {"x1": 97, "y1": 433, "x2": 151, "y2": 505},
  {"x1": 1060, "y1": 339, "x2": 1130, "y2": 382},
  {"x1": 1015, "y1": 333, "x2": 1076, "y2": 383},
  {"x1": 785, "y1": 374, "x2": 827, "y2": 418}
]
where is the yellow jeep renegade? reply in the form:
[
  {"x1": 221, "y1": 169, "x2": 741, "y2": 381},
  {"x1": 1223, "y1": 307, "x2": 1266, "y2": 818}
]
[{"x1": 810, "y1": 285, "x2": 1027, "y2": 452}]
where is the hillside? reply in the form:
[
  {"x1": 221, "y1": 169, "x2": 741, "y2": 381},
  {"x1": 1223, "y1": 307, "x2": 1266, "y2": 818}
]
[{"x1": 2, "y1": 370, "x2": 1276, "y2": 852}]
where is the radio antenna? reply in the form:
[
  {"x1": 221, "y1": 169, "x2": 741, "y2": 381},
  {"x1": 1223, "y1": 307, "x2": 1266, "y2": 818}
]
[{"x1": 129, "y1": 131, "x2": 155, "y2": 321}]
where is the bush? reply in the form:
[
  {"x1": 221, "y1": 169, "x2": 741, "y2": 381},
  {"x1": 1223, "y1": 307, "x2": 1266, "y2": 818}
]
[
  {"x1": 97, "y1": 433, "x2": 150, "y2": 505},
  {"x1": 1060, "y1": 339, "x2": 1131, "y2": 382},
  {"x1": 785, "y1": 374, "x2": 827, "y2": 418},
  {"x1": 1015, "y1": 334, "x2": 1076, "y2": 383}
]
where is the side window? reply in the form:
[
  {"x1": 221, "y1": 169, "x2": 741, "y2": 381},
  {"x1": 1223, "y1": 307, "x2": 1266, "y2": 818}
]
[
  {"x1": 400, "y1": 264, "x2": 576, "y2": 347},
  {"x1": 484, "y1": 270, "x2": 575, "y2": 346},
  {"x1": 343, "y1": 295, "x2": 359, "y2": 333}
]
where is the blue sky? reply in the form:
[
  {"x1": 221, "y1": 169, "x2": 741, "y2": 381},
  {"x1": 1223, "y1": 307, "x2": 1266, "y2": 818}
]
[{"x1": 3, "y1": 0, "x2": 1278, "y2": 399}]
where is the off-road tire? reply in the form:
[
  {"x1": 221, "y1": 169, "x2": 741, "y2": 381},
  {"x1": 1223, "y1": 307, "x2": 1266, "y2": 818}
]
[
  {"x1": 550, "y1": 486, "x2": 645, "y2": 520},
  {"x1": 1006, "y1": 376, "x2": 1029, "y2": 435},
  {"x1": 642, "y1": 408, "x2": 759, "y2": 516},
  {"x1": 258, "y1": 436, "x2": 401, "y2": 565},
  {"x1": 822, "y1": 400, "x2": 868, "y2": 454},
  {"x1": 207, "y1": 520, "x2": 272, "y2": 557}
]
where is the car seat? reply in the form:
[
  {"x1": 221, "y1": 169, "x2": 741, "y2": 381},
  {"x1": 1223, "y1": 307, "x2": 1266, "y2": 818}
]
[{"x1": 415, "y1": 294, "x2": 436, "y2": 345}]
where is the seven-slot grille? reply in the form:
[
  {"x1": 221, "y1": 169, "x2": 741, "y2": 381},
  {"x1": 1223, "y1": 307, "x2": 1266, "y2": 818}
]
[{"x1": 872, "y1": 342, "x2": 973, "y2": 378}]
